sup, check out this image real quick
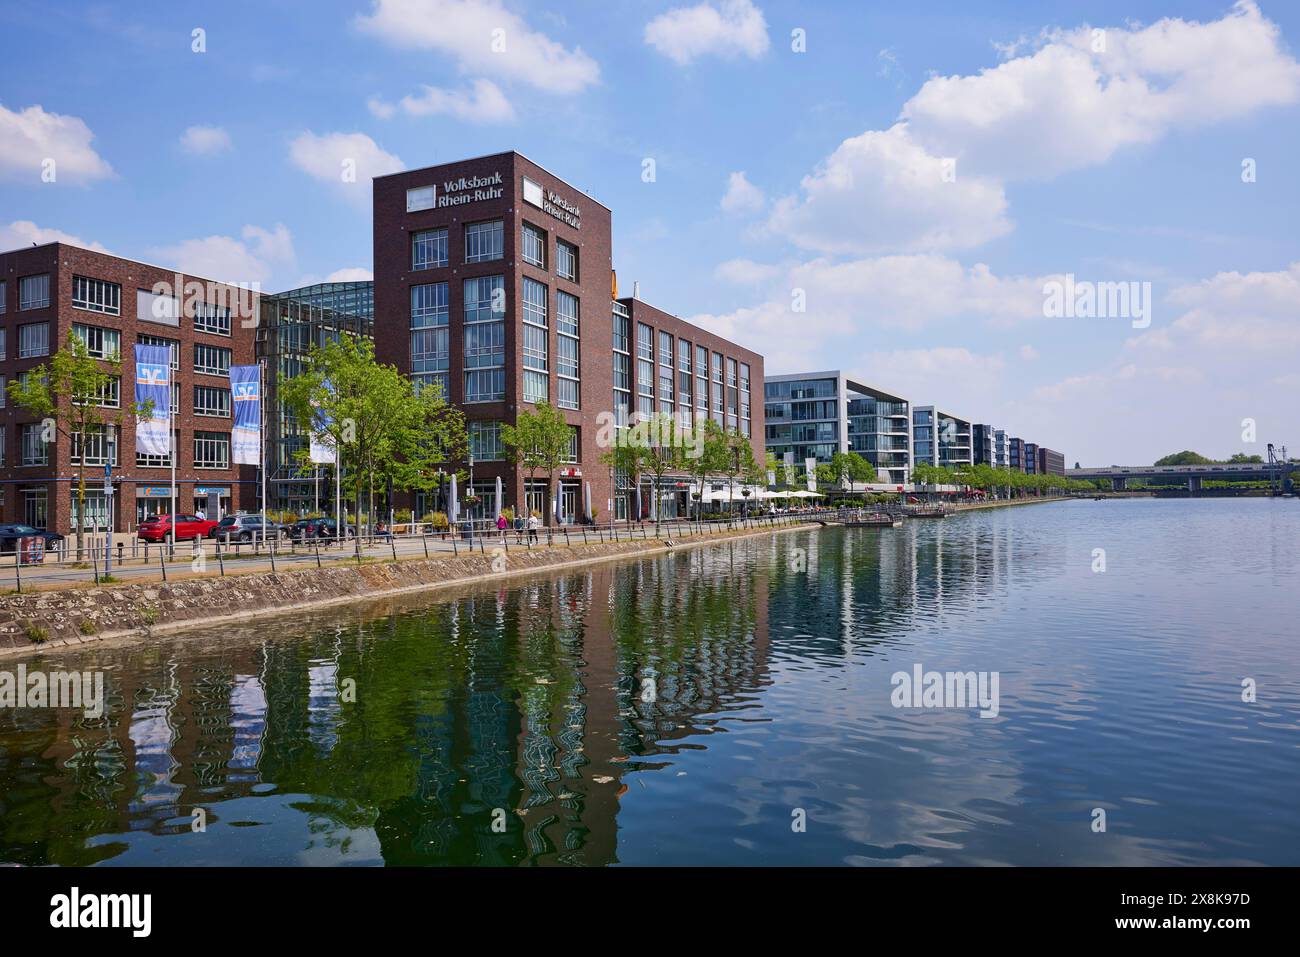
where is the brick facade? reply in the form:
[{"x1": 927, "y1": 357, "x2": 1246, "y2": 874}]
[
  {"x1": 374, "y1": 151, "x2": 616, "y2": 521},
  {"x1": 0, "y1": 243, "x2": 259, "y2": 534}
]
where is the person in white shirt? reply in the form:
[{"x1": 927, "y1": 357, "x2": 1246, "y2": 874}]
[{"x1": 527, "y1": 513, "x2": 540, "y2": 544}]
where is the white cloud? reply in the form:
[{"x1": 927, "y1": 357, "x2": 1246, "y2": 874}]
[
  {"x1": 902, "y1": 1, "x2": 1300, "y2": 180},
  {"x1": 146, "y1": 224, "x2": 295, "y2": 287},
  {"x1": 0, "y1": 103, "x2": 113, "y2": 184},
  {"x1": 720, "y1": 170, "x2": 764, "y2": 214},
  {"x1": 0, "y1": 220, "x2": 110, "y2": 254},
  {"x1": 354, "y1": 0, "x2": 599, "y2": 94},
  {"x1": 1031, "y1": 260, "x2": 1300, "y2": 462},
  {"x1": 714, "y1": 257, "x2": 782, "y2": 285},
  {"x1": 645, "y1": 0, "x2": 769, "y2": 65},
  {"x1": 861, "y1": 347, "x2": 1007, "y2": 413},
  {"x1": 179, "y1": 125, "x2": 232, "y2": 155},
  {"x1": 691, "y1": 253, "x2": 1047, "y2": 373},
  {"x1": 326, "y1": 267, "x2": 374, "y2": 282},
  {"x1": 766, "y1": 126, "x2": 1011, "y2": 254},
  {"x1": 372, "y1": 78, "x2": 515, "y2": 123},
  {"x1": 288, "y1": 131, "x2": 404, "y2": 204},
  {"x1": 1019, "y1": 344, "x2": 1040, "y2": 361}
]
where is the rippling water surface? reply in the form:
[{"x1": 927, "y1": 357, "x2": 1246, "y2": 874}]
[{"x1": 2, "y1": 498, "x2": 1297, "y2": 866}]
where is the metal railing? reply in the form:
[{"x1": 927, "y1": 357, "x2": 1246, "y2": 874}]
[{"x1": 1, "y1": 509, "x2": 835, "y2": 592}]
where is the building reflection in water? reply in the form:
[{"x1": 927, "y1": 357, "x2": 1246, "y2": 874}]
[{"x1": 0, "y1": 519, "x2": 1032, "y2": 867}]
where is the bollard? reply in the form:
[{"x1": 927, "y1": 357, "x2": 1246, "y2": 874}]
[{"x1": 159, "y1": 545, "x2": 167, "y2": 582}]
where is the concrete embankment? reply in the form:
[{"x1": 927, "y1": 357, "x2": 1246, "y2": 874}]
[
  {"x1": 948, "y1": 496, "x2": 1072, "y2": 511},
  {"x1": 0, "y1": 522, "x2": 808, "y2": 657}
]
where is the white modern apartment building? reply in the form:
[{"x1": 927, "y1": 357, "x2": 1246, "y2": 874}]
[
  {"x1": 764, "y1": 370, "x2": 912, "y2": 485},
  {"x1": 912, "y1": 405, "x2": 974, "y2": 469}
]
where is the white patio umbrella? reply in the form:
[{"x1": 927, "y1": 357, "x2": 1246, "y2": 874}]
[
  {"x1": 584, "y1": 481, "x2": 592, "y2": 522},
  {"x1": 449, "y1": 473, "x2": 459, "y2": 523},
  {"x1": 494, "y1": 476, "x2": 503, "y2": 518}
]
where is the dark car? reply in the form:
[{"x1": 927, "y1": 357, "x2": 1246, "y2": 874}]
[
  {"x1": 287, "y1": 517, "x2": 353, "y2": 541},
  {"x1": 0, "y1": 524, "x2": 64, "y2": 554},
  {"x1": 137, "y1": 514, "x2": 219, "y2": 543},
  {"x1": 209, "y1": 514, "x2": 284, "y2": 543}
]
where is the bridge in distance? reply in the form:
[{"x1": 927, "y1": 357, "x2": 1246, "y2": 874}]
[{"x1": 1068, "y1": 461, "x2": 1295, "y2": 493}]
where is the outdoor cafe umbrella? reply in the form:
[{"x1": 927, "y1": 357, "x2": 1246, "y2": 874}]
[
  {"x1": 494, "y1": 475, "x2": 503, "y2": 518},
  {"x1": 449, "y1": 473, "x2": 459, "y2": 523}
]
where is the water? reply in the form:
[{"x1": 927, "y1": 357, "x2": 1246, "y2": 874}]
[{"x1": 1, "y1": 498, "x2": 1296, "y2": 866}]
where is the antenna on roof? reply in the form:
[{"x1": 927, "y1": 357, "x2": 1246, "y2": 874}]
[{"x1": 632, "y1": 281, "x2": 640, "y2": 300}]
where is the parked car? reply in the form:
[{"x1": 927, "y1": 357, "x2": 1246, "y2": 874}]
[
  {"x1": 209, "y1": 514, "x2": 284, "y2": 543},
  {"x1": 287, "y1": 517, "x2": 353, "y2": 541},
  {"x1": 0, "y1": 524, "x2": 65, "y2": 554},
  {"x1": 138, "y1": 514, "x2": 218, "y2": 543}
]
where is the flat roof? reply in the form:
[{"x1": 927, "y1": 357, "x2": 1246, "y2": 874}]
[{"x1": 373, "y1": 149, "x2": 611, "y2": 212}]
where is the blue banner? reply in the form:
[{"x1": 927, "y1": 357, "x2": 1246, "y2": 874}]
[
  {"x1": 230, "y1": 365, "x2": 261, "y2": 465},
  {"x1": 134, "y1": 344, "x2": 171, "y2": 457},
  {"x1": 308, "y1": 378, "x2": 336, "y2": 465}
]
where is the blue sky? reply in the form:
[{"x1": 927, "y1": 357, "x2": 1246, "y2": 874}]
[{"x1": 2, "y1": 0, "x2": 1298, "y2": 464}]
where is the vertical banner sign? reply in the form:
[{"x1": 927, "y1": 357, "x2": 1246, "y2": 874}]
[
  {"x1": 134, "y1": 345, "x2": 171, "y2": 456},
  {"x1": 230, "y1": 365, "x2": 262, "y2": 465},
  {"x1": 309, "y1": 381, "x2": 336, "y2": 465},
  {"x1": 805, "y1": 456, "x2": 818, "y2": 493}
]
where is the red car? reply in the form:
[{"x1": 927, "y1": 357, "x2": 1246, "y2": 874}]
[{"x1": 137, "y1": 514, "x2": 219, "y2": 543}]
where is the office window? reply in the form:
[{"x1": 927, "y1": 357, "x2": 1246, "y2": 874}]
[
  {"x1": 464, "y1": 369, "x2": 505, "y2": 403},
  {"x1": 413, "y1": 373, "x2": 449, "y2": 398},
  {"x1": 612, "y1": 312, "x2": 629, "y2": 353},
  {"x1": 557, "y1": 339, "x2": 579, "y2": 410},
  {"x1": 194, "y1": 301, "x2": 232, "y2": 336},
  {"x1": 194, "y1": 431, "x2": 231, "y2": 469},
  {"x1": 679, "y1": 371, "x2": 691, "y2": 408},
  {"x1": 740, "y1": 362, "x2": 751, "y2": 394},
  {"x1": 194, "y1": 385, "x2": 232, "y2": 417},
  {"x1": 562, "y1": 427, "x2": 579, "y2": 464},
  {"x1": 411, "y1": 327, "x2": 449, "y2": 374},
  {"x1": 463, "y1": 275, "x2": 504, "y2": 323},
  {"x1": 468, "y1": 421, "x2": 503, "y2": 462},
  {"x1": 406, "y1": 186, "x2": 435, "y2": 212},
  {"x1": 713, "y1": 352, "x2": 723, "y2": 383},
  {"x1": 0, "y1": 280, "x2": 6, "y2": 313},
  {"x1": 71, "y1": 424, "x2": 117, "y2": 466},
  {"x1": 72, "y1": 323, "x2": 121, "y2": 359},
  {"x1": 411, "y1": 282, "x2": 449, "y2": 327},
  {"x1": 658, "y1": 331, "x2": 672, "y2": 368},
  {"x1": 18, "y1": 322, "x2": 49, "y2": 358},
  {"x1": 72, "y1": 276, "x2": 121, "y2": 315},
  {"x1": 612, "y1": 352, "x2": 630, "y2": 391},
  {"x1": 0, "y1": 425, "x2": 4, "y2": 467},
  {"x1": 556, "y1": 240, "x2": 578, "y2": 282},
  {"x1": 21, "y1": 424, "x2": 48, "y2": 466},
  {"x1": 0, "y1": 374, "x2": 5, "y2": 408},
  {"x1": 194, "y1": 343, "x2": 231, "y2": 376},
  {"x1": 727, "y1": 357, "x2": 737, "y2": 388},
  {"x1": 637, "y1": 322, "x2": 653, "y2": 361},
  {"x1": 522, "y1": 222, "x2": 546, "y2": 268},
  {"x1": 412, "y1": 227, "x2": 448, "y2": 269},
  {"x1": 463, "y1": 317, "x2": 505, "y2": 367},
  {"x1": 556, "y1": 290, "x2": 579, "y2": 337},
  {"x1": 522, "y1": 276, "x2": 548, "y2": 328},
  {"x1": 76, "y1": 376, "x2": 120, "y2": 409},
  {"x1": 138, "y1": 334, "x2": 180, "y2": 370},
  {"x1": 19, "y1": 274, "x2": 50, "y2": 310},
  {"x1": 465, "y1": 220, "x2": 504, "y2": 263},
  {"x1": 678, "y1": 339, "x2": 691, "y2": 373}
]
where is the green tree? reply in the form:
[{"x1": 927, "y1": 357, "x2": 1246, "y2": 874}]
[
  {"x1": 600, "y1": 412, "x2": 687, "y2": 527},
  {"x1": 723, "y1": 430, "x2": 755, "y2": 514},
  {"x1": 280, "y1": 335, "x2": 450, "y2": 535},
  {"x1": 7, "y1": 331, "x2": 151, "y2": 559},
  {"x1": 684, "y1": 417, "x2": 730, "y2": 520},
  {"x1": 1154, "y1": 450, "x2": 1213, "y2": 466},
  {"x1": 502, "y1": 401, "x2": 573, "y2": 524}
]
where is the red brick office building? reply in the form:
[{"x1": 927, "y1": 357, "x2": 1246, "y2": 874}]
[
  {"x1": 373, "y1": 151, "x2": 764, "y2": 524},
  {"x1": 0, "y1": 243, "x2": 259, "y2": 534}
]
